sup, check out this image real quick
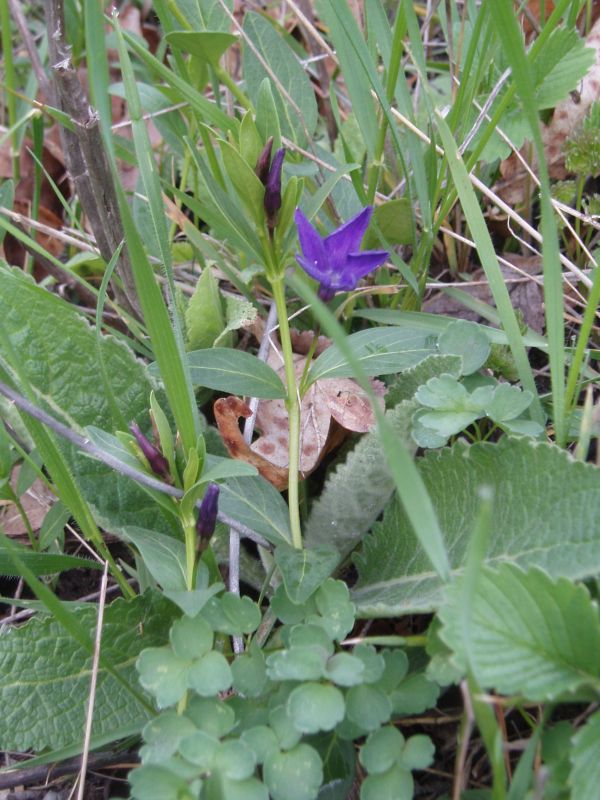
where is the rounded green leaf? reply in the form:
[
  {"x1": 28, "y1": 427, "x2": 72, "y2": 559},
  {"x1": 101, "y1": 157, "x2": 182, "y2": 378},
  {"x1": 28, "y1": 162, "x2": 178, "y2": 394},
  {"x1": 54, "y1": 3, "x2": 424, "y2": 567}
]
[
  {"x1": 312, "y1": 579, "x2": 355, "y2": 641},
  {"x1": 268, "y1": 705, "x2": 302, "y2": 750},
  {"x1": 185, "y1": 696, "x2": 236, "y2": 738},
  {"x1": 129, "y1": 765, "x2": 192, "y2": 800},
  {"x1": 287, "y1": 682, "x2": 345, "y2": 733},
  {"x1": 374, "y1": 650, "x2": 409, "y2": 693},
  {"x1": 325, "y1": 653, "x2": 365, "y2": 687},
  {"x1": 203, "y1": 594, "x2": 262, "y2": 636},
  {"x1": 166, "y1": 31, "x2": 237, "y2": 66},
  {"x1": 136, "y1": 646, "x2": 189, "y2": 708},
  {"x1": 360, "y1": 763, "x2": 413, "y2": 800},
  {"x1": 400, "y1": 734, "x2": 435, "y2": 770},
  {"x1": 178, "y1": 729, "x2": 220, "y2": 769},
  {"x1": 266, "y1": 646, "x2": 327, "y2": 682},
  {"x1": 345, "y1": 685, "x2": 391, "y2": 731},
  {"x1": 212, "y1": 776, "x2": 268, "y2": 800},
  {"x1": 141, "y1": 711, "x2": 196, "y2": 764},
  {"x1": 270, "y1": 583, "x2": 316, "y2": 624},
  {"x1": 187, "y1": 651, "x2": 233, "y2": 696},
  {"x1": 289, "y1": 623, "x2": 333, "y2": 654},
  {"x1": 232, "y1": 651, "x2": 268, "y2": 697},
  {"x1": 437, "y1": 319, "x2": 490, "y2": 375},
  {"x1": 264, "y1": 744, "x2": 323, "y2": 800},
  {"x1": 353, "y1": 644, "x2": 385, "y2": 684},
  {"x1": 215, "y1": 739, "x2": 257, "y2": 780},
  {"x1": 241, "y1": 725, "x2": 279, "y2": 764},
  {"x1": 170, "y1": 614, "x2": 213, "y2": 660},
  {"x1": 390, "y1": 673, "x2": 439, "y2": 716},
  {"x1": 359, "y1": 726, "x2": 405, "y2": 775}
]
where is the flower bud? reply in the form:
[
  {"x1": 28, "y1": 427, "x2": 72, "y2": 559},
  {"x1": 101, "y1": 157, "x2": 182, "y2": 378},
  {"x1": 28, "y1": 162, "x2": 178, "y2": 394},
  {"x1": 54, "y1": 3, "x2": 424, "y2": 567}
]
[
  {"x1": 196, "y1": 483, "x2": 220, "y2": 547},
  {"x1": 255, "y1": 137, "x2": 274, "y2": 186},
  {"x1": 129, "y1": 421, "x2": 170, "y2": 479},
  {"x1": 264, "y1": 148, "x2": 285, "y2": 230}
]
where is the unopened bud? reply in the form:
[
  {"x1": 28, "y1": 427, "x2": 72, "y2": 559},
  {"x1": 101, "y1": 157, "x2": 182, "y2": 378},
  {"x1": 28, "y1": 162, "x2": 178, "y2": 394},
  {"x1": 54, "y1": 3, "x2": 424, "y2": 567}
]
[
  {"x1": 264, "y1": 148, "x2": 285, "y2": 229},
  {"x1": 129, "y1": 422, "x2": 170, "y2": 479},
  {"x1": 196, "y1": 483, "x2": 220, "y2": 548},
  {"x1": 255, "y1": 137, "x2": 274, "y2": 186}
]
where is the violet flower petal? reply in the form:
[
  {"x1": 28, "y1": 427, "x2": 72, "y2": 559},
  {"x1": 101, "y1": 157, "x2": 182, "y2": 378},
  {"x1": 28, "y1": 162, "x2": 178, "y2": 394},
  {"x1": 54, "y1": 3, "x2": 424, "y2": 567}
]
[
  {"x1": 129, "y1": 421, "x2": 170, "y2": 479},
  {"x1": 196, "y1": 482, "x2": 220, "y2": 544},
  {"x1": 323, "y1": 206, "x2": 373, "y2": 270},
  {"x1": 264, "y1": 147, "x2": 285, "y2": 221},
  {"x1": 294, "y1": 208, "x2": 327, "y2": 270}
]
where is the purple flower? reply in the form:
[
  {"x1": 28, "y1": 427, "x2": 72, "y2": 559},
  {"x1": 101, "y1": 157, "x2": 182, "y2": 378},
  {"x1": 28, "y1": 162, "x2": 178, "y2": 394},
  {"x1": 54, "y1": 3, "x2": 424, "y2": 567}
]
[
  {"x1": 129, "y1": 421, "x2": 170, "y2": 479},
  {"x1": 256, "y1": 138, "x2": 285, "y2": 233},
  {"x1": 196, "y1": 483, "x2": 220, "y2": 546},
  {"x1": 294, "y1": 206, "x2": 389, "y2": 301}
]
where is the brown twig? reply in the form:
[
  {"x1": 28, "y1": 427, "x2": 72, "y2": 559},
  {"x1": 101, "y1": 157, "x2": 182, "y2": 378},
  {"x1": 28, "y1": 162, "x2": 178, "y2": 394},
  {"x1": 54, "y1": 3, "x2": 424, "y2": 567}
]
[
  {"x1": 0, "y1": 751, "x2": 134, "y2": 790},
  {"x1": 43, "y1": 0, "x2": 140, "y2": 318},
  {"x1": 7, "y1": 0, "x2": 51, "y2": 99}
]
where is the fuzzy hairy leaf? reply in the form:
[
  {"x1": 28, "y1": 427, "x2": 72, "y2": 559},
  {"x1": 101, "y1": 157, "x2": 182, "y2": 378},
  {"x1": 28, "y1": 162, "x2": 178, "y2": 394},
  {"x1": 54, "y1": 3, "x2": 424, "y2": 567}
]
[
  {"x1": 304, "y1": 401, "x2": 417, "y2": 557},
  {"x1": 0, "y1": 592, "x2": 176, "y2": 750},
  {"x1": 440, "y1": 565, "x2": 600, "y2": 700},
  {"x1": 0, "y1": 267, "x2": 169, "y2": 534},
  {"x1": 353, "y1": 437, "x2": 600, "y2": 615},
  {"x1": 384, "y1": 354, "x2": 462, "y2": 408}
]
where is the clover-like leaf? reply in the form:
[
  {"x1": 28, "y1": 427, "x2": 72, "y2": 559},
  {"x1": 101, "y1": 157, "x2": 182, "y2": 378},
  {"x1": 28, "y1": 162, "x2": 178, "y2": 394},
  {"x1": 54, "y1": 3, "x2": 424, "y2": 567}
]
[
  {"x1": 178, "y1": 729, "x2": 221, "y2": 770},
  {"x1": 203, "y1": 594, "x2": 262, "y2": 635},
  {"x1": 231, "y1": 646, "x2": 268, "y2": 697},
  {"x1": 359, "y1": 726, "x2": 405, "y2": 775},
  {"x1": 287, "y1": 682, "x2": 345, "y2": 733},
  {"x1": 437, "y1": 319, "x2": 491, "y2": 375},
  {"x1": 264, "y1": 744, "x2": 323, "y2": 800},
  {"x1": 399, "y1": 735, "x2": 435, "y2": 770},
  {"x1": 136, "y1": 646, "x2": 189, "y2": 708},
  {"x1": 187, "y1": 651, "x2": 233, "y2": 696},
  {"x1": 129, "y1": 765, "x2": 193, "y2": 800},
  {"x1": 140, "y1": 712, "x2": 197, "y2": 765},
  {"x1": 352, "y1": 644, "x2": 386, "y2": 684},
  {"x1": 324, "y1": 653, "x2": 365, "y2": 687},
  {"x1": 309, "y1": 579, "x2": 356, "y2": 641},
  {"x1": 268, "y1": 704, "x2": 302, "y2": 750},
  {"x1": 345, "y1": 685, "x2": 391, "y2": 732},
  {"x1": 485, "y1": 382, "x2": 534, "y2": 422},
  {"x1": 185, "y1": 696, "x2": 236, "y2": 738},
  {"x1": 241, "y1": 725, "x2": 280, "y2": 764},
  {"x1": 266, "y1": 645, "x2": 328, "y2": 682},
  {"x1": 360, "y1": 762, "x2": 414, "y2": 800},
  {"x1": 169, "y1": 615, "x2": 213, "y2": 660},
  {"x1": 215, "y1": 739, "x2": 257, "y2": 780},
  {"x1": 390, "y1": 673, "x2": 440, "y2": 716},
  {"x1": 270, "y1": 583, "x2": 317, "y2": 624}
]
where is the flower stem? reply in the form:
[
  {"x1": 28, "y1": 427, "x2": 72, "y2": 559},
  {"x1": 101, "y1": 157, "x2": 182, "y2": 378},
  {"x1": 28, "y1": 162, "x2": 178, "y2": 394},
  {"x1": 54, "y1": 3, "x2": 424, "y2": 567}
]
[
  {"x1": 184, "y1": 521, "x2": 196, "y2": 590},
  {"x1": 271, "y1": 276, "x2": 303, "y2": 550}
]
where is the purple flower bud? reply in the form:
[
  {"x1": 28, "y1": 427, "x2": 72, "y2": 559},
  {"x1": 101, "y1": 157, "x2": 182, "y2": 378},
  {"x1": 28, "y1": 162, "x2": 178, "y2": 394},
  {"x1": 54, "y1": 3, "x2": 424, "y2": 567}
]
[
  {"x1": 129, "y1": 421, "x2": 170, "y2": 479},
  {"x1": 255, "y1": 137, "x2": 274, "y2": 186},
  {"x1": 196, "y1": 483, "x2": 220, "y2": 546},
  {"x1": 264, "y1": 148, "x2": 285, "y2": 229}
]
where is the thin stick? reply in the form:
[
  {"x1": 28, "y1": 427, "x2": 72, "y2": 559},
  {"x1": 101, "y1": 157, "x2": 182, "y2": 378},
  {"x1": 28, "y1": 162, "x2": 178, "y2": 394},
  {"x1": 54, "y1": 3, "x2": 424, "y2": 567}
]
[{"x1": 75, "y1": 561, "x2": 108, "y2": 800}]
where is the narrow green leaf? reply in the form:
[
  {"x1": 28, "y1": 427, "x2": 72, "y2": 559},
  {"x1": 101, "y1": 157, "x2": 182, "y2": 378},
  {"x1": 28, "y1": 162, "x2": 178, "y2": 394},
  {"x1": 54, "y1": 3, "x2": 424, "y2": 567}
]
[{"x1": 186, "y1": 348, "x2": 286, "y2": 398}]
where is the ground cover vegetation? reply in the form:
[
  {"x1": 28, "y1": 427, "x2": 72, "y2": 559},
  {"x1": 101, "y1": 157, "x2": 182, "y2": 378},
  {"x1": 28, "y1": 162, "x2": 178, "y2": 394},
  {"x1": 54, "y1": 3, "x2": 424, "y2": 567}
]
[{"x1": 0, "y1": 0, "x2": 600, "y2": 797}]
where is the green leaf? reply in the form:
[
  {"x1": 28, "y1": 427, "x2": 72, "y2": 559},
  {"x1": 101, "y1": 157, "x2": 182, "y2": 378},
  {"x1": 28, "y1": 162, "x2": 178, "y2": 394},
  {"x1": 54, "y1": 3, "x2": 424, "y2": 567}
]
[
  {"x1": 214, "y1": 295, "x2": 258, "y2": 347},
  {"x1": 215, "y1": 739, "x2": 257, "y2": 780},
  {"x1": 389, "y1": 673, "x2": 439, "y2": 716},
  {"x1": 166, "y1": 30, "x2": 237, "y2": 65},
  {"x1": 219, "y1": 138, "x2": 267, "y2": 226},
  {"x1": 311, "y1": 579, "x2": 356, "y2": 642},
  {"x1": 345, "y1": 685, "x2": 391, "y2": 732},
  {"x1": 241, "y1": 725, "x2": 279, "y2": 764},
  {"x1": 242, "y1": 12, "x2": 318, "y2": 146},
  {"x1": 38, "y1": 501, "x2": 70, "y2": 549},
  {"x1": 137, "y1": 647, "x2": 190, "y2": 708},
  {"x1": 202, "y1": 593, "x2": 262, "y2": 636},
  {"x1": 400, "y1": 735, "x2": 435, "y2": 770},
  {"x1": 307, "y1": 328, "x2": 436, "y2": 384},
  {"x1": 439, "y1": 565, "x2": 600, "y2": 700},
  {"x1": 363, "y1": 199, "x2": 414, "y2": 249},
  {"x1": 178, "y1": 729, "x2": 220, "y2": 770},
  {"x1": 0, "y1": 593, "x2": 176, "y2": 749},
  {"x1": 219, "y1": 475, "x2": 292, "y2": 546},
  {"x1": 360, "y1": 763, "x2": 413, "y2": 800},
  {"x1": 353, "y1": 437, "x2": 600, "y2": 615},
  {"x1": 186, "y1": 348, "x2": 286, "y2": 398},
  {"x1": 385, "y1": 354, "x2": 463, "y2": 408},
  {"x1": 231, "y1": 647, "x2": 268, "y2": 697},
  {"x1": 185, "y1": 267, "x2": 226, "y2": 350},
  {"x1": 266, "y1": 645, "x2": 328, "y2": 682},
  {"x1": 119, "y1": 527, "x2": 186, "y2": 591},
  {"x1": 304, "y1": 401, "x2": 417, "y2": 558},
  {"x1": 359, "y1": 726, "x2": 405, "y2": 775},
  {"x1": 170, "y1": 615, "x2": 213, "y2": 660},
  {"x1": 437, "y1": 320, "x2": 490, "y2": 375},
  {"x1": 324, "y1": 653, "x2": 365, "y2": 687},
  {"x1": 187, "y1": 650, "x2": 233, "y2": 696},
  {"x1": 274, "y1": 543, "x2": 340, "y2": 604},
  {"x1": 0, "y1": 268, "x2": 170, "y2": 535},
  {"x1": 485, "y1": 383, "x2": 534, "y2": 423},
  {"x1": 0, "y1": 540, "x2": 102, "y2": 577},
  {"x1": 287, "y1": 683, "x2": 345, "y2": 733},
  {"x1": 534, "y1": 27, "x2": 595, "y2": 110},
  {"x1": 129, "y1": 765, "x2": 191, "y2": 800},
  {"x1": 264, "y1": 744, "x2": 323, "y2": 800},
  {"x1": 186, "y1": 695, "x2": 236, "y2": 738},
  {"x1": 570, "y1": 710, "x2": 600, "y2": 798},
  {"x1": 140, "y1": 711, "x2": 197, "y2": 764}
]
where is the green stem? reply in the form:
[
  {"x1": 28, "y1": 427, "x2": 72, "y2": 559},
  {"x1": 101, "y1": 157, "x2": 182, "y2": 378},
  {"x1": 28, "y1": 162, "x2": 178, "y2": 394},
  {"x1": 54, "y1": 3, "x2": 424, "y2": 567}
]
[
  {"x1": 564, "y1": 262, "x2": 600, "y2": 413},
  {"x1": 271, "y1": 277, "x2": 303, "y2": 550},
  {"x1": 184, "y1": 521, "x2": 196, "y2": 590},
  {"x1": 214, "y1": 65, "x2": 253, "y2": 111}
]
